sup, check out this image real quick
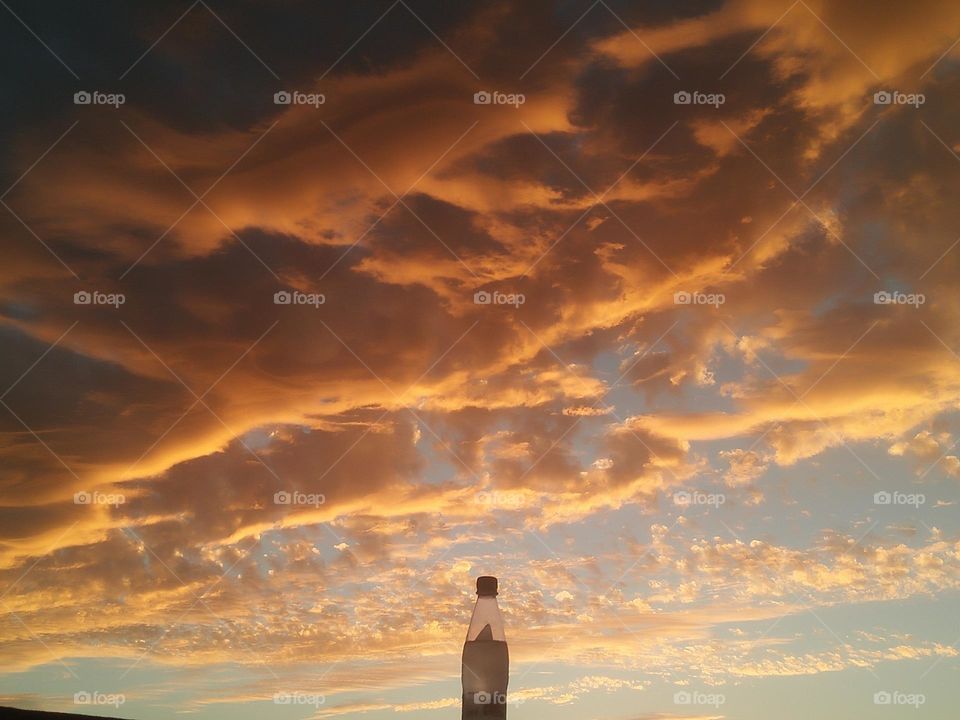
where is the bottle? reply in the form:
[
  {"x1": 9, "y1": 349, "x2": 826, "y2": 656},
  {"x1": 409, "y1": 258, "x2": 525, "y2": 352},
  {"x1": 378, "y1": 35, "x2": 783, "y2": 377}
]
[{"x1": 462, "y1": 576, "x2": 509, "y2": 718}]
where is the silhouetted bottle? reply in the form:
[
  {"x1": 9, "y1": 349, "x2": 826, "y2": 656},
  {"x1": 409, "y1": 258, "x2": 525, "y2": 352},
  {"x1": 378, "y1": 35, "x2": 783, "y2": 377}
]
[{"x1": 462, "y1": 576, "x2": 508, "y2": 718}]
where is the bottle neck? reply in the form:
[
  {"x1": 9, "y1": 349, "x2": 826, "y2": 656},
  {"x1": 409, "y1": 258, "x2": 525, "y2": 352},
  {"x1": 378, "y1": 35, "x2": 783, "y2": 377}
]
[{"x1": 466, "y1": 596, "x2": 506, "y2": 642}]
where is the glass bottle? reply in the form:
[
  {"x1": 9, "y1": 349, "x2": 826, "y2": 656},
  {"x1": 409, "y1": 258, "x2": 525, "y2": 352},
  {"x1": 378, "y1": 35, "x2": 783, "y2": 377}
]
[{"x1": 461, "y1": 576, "x2": 508, "y2": 718}]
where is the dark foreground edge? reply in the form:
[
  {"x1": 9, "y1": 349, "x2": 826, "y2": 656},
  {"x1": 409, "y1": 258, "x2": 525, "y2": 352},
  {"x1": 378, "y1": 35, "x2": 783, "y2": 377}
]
[{"x1": 0, "y1": 708, "x2": 131, "y2": 720}]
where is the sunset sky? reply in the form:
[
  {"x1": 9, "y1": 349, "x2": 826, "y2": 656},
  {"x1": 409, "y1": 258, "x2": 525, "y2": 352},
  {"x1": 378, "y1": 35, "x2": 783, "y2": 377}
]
[{"x1": 1, "y1": 1, "x2": 959, "y2": 718}]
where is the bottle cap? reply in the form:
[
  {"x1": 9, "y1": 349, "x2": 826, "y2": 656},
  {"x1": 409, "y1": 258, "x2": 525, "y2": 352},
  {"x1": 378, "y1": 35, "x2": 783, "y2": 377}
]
[{"x1": 476, "y1": 576, "x2": 498, "y2": 596}]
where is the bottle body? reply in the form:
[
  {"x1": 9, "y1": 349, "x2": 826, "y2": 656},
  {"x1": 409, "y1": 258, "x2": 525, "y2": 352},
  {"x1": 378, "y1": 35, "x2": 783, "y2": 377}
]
[
  {"x1": 461, "y1": 637, "x2": 508, "y2": 717},
  {"x1": 462, "y1": 579, "x2": 508, "y2": 719}
]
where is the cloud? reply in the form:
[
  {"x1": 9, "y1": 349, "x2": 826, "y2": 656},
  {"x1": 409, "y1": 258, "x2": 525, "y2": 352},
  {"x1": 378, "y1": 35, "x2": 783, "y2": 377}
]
[{"x1": 718, "y1": 448, "x2": 769, "y2": 486}]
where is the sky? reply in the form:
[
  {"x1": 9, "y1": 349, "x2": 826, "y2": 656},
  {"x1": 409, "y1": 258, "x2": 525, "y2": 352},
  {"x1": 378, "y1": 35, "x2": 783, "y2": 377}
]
[{"x1": 1, "y1": 1, "x2": 959, "y2": 718}]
